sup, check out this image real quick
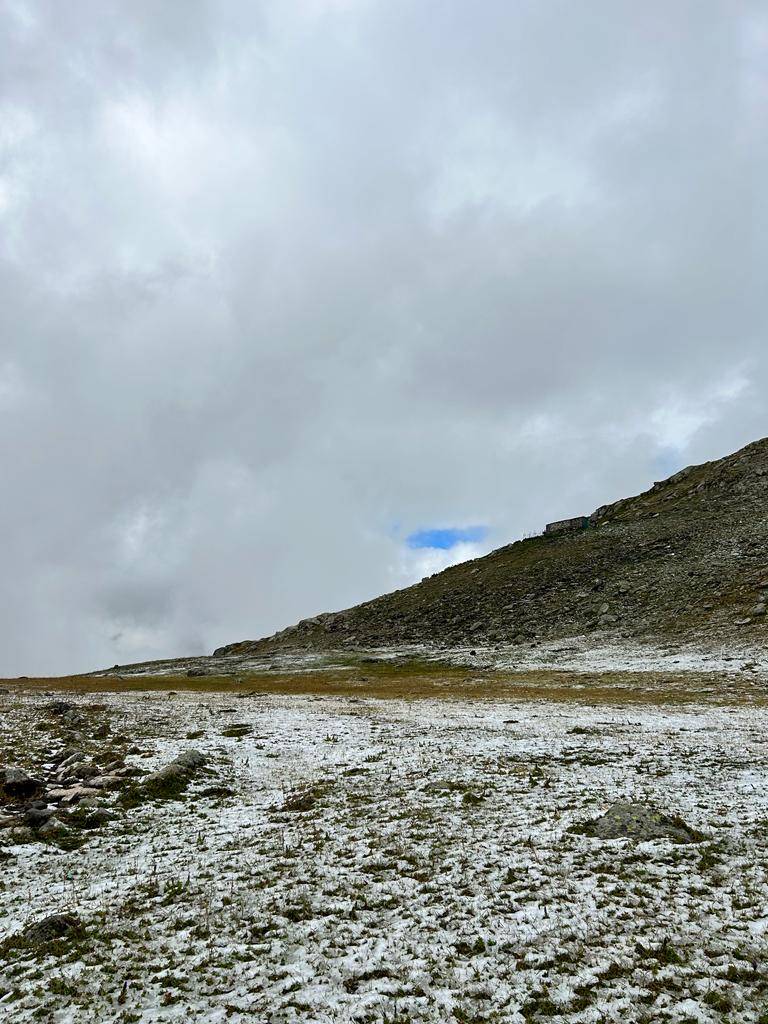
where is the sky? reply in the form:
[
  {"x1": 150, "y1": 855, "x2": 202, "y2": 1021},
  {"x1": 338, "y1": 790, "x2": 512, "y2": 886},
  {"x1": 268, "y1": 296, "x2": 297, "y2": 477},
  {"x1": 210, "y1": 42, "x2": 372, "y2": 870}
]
[{"x1": 1, "y1": 0, "x2": 766, "y2": 675}]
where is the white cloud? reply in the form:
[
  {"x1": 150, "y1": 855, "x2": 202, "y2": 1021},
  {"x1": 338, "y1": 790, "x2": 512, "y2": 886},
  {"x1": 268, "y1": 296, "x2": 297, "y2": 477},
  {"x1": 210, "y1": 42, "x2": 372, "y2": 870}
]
[
  {"x1": 648, "y1": 371, "x2": 751, "y2": 450},
  {"x1": 392, "y1": 542, "x2": 490, "y2": 591}
]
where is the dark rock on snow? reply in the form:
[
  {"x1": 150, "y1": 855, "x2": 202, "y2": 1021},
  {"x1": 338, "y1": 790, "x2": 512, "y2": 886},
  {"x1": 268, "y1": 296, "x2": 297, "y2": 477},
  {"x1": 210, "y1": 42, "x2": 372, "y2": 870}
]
[
  {"x1": 1, "y1": 768, "x2": 45, "y2": 801},
  {"x1": 573, "y1": 801, "x2": 704, "y2": 844},
  {"x1": 21, "y1": 913, "x2": 84, "y2": 945}
]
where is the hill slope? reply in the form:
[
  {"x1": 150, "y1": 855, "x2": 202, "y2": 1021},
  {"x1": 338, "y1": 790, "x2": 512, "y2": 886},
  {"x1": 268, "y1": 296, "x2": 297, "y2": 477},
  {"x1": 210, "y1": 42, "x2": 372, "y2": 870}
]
[{"x1": 215, "y1": 437, "x2": 768, "y2": 659}]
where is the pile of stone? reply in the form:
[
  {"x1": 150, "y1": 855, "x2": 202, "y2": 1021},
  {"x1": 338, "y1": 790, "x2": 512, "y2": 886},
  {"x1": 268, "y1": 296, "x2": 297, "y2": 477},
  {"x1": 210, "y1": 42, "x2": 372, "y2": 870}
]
[
  {"x1": 0, "y1": 700, "x2": 141, "y2": 849},
  {"x1": 0, "y1": 762, "x2": 122, "y2": 848}
]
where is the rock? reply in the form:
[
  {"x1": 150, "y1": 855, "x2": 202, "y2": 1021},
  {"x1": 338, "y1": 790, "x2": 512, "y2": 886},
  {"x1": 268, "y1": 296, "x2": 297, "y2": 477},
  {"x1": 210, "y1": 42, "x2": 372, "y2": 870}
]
[
  {"x1": 25, "y1": 807, "x2": 56, "y2": 829},
  {"x1": 187, "y1": 667, "x2": 207, "y2": 677},
  {"x1": 121, "y1": 749, "x2": 207, "y2": 806},
  {"x1": 573, "y1": 801, "x2": 703, "y2": 844},
  {"x1": 55, "y1": 751, "x2": 82, "y2": 769},
  {"x1": 175, "y1": 750, "x2": 207, "y2": 770},
  {"x1": 67, "y1": 805, "x2": 117, "y2": 829},
  {"x1": 221, "y1": 724, "x2": 252, "y2": 737},
  {"x1": 751, "y1": 602, "x2": 766, "y2": 616},
  {"x1": 47, "y1": 701, "x2": 75, "y2": 716},
  {"x1": 1, "y1": 768, "x2": 45, "y2": 800},
  {"x1": 57, "y1": 760, "x2": 89, "y2": 781},
  {"x1": 200, "y1": 785, "x2": 235, "y2": 798},
  {"x1": 46, "y1": 786, "x2": 102, "y2": 804},
  {"x1": 6, "y1": 826, "x2": 38, "y2": 845},
  {"x1": 21, "y1": 912, "x2": 84, "y2": 944},
  {"x1": 38, "y1": 816, "x2": 72, "y2": 839},
  {"x1": 87, "y1": 775, "x2": 125, "y2": 790}
]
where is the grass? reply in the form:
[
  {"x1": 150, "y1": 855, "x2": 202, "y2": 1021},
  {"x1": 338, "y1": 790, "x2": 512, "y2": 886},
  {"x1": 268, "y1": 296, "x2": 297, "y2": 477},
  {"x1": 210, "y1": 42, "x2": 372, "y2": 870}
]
[
  {"x1": 5, "y1": 656, "x2": 768, "y2": 1022},
  {"x1": 1, "y1": 662, "x2": 766, "y2": 706}
]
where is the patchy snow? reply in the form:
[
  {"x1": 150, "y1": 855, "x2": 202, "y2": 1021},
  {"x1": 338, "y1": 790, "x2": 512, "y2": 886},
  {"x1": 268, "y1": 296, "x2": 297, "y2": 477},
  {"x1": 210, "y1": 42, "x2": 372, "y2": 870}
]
[
  {"x1": 90, "y1": 632, "x2": 768, "y2": 681},
  {"x1": 90, "y1": 649, "x2": 357, "y2": 679},
  {"x1": 3, "y1": 688, "x2": 768, "y2": 1021},
  {"x1": 431, "y1": 635, "x2": 768, "y2": 676}
]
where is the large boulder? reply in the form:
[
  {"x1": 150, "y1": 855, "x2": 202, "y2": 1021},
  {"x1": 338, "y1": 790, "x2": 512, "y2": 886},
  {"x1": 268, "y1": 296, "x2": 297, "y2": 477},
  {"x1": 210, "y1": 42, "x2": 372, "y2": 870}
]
[
  {"x1": 25, "y1": 807, "x2": 55, "y2": 829},
  {"x1": 46, "y1": 701, "x2": 76, "y2": 716},
  {"x1": 38, "y1": 817, "x2": 72, "y2": 840},
  {"x1": 573, "y1": 801, "x2": 704, "y2": 844},
  {"x1": 121, "y1": 749, "x2": 207, "y2": 806},
  {"x1": 21, "y1": 913, "x2": 84, "y2": 944},
  {"x1": 1, "y1": 768, "x2": 44, "y2": 801}
]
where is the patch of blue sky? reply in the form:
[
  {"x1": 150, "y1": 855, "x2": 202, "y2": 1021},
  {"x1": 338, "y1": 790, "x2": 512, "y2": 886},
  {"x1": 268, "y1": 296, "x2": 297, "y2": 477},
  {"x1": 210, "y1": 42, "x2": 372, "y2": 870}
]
[{"x1": 406, "y1": 525, "x2": 488, "y2": 550}]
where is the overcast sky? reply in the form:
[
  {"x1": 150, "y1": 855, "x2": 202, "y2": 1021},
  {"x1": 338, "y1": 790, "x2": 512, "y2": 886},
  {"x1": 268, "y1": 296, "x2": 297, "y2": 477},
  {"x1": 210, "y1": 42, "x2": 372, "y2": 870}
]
[{"x1": 1, "y1": 0, "x2": 765, "y2": 675}]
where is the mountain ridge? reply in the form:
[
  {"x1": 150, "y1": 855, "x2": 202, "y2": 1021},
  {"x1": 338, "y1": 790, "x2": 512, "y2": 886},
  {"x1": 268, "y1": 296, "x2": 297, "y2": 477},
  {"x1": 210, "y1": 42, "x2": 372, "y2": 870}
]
[{"x1": 213, "y1": 436, "x2": 768, "y2": 659}]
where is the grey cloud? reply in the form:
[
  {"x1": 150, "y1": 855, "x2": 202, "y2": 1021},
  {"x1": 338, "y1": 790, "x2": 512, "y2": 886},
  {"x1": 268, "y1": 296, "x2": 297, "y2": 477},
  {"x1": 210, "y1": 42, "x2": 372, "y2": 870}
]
[{"x1": 0, "y1": 0, "x2": 765, "y2": 674}]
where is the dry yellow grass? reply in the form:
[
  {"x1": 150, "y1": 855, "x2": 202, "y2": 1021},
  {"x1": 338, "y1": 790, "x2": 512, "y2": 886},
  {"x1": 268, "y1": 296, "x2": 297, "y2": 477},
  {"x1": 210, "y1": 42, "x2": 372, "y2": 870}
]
[{"x1": 1, "y1": 661, "x2": 764, "y2": 706}]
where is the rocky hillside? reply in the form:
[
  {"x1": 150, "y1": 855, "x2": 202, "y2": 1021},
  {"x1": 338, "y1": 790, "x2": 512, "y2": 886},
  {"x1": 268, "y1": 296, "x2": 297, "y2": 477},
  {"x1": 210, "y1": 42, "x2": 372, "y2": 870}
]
[{"x1": 215, "y1": 437, "x2": 768, "y2": 658}]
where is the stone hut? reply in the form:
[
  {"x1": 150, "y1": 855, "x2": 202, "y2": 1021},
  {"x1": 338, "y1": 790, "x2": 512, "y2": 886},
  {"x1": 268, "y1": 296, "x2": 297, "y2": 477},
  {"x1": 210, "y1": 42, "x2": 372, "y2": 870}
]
[{"x1": 544, "y1": 515, "x2": 589, "y2": 536}]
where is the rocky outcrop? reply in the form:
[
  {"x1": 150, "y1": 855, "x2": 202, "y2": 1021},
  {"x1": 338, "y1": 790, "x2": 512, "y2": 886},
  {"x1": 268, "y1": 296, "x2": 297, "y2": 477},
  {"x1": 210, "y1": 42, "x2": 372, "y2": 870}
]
[{"x1": 0, "y1": 702, "x2": 143, "y2": 849}]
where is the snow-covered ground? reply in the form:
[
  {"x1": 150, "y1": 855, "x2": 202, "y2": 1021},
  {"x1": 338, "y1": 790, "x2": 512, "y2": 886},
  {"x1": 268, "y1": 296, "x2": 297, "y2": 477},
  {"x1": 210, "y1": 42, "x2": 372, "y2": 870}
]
[
  {"x1": 3, "y1": 688, "x2": 768, "y2": 1022},
  {"x1": 435, "y1": 635, "x2": 768, "y2": 675},
  {"x1": 93, "y1": 634, "x2": 768, "y2": 682}
]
